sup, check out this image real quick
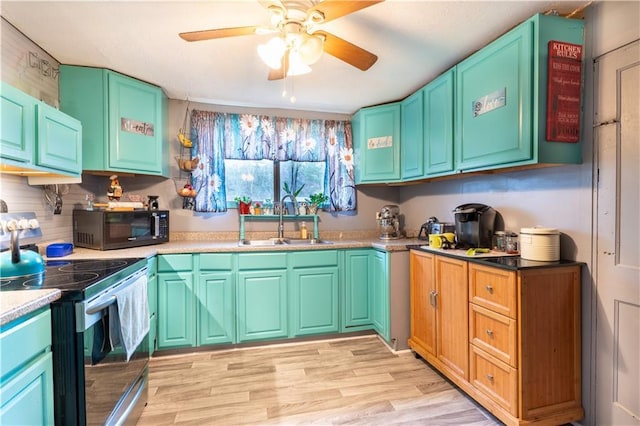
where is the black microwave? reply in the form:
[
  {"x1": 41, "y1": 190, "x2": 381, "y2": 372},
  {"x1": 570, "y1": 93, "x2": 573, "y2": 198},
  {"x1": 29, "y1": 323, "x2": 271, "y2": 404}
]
[{"x1": 73, "y1": 209, "x2": 169, "y2": 250}]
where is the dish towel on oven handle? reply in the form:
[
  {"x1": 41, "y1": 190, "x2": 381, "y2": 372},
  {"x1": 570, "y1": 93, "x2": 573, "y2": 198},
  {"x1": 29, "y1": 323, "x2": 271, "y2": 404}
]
[{"x1": 108, "y1": 274, "x2": 149, "y2": 361}]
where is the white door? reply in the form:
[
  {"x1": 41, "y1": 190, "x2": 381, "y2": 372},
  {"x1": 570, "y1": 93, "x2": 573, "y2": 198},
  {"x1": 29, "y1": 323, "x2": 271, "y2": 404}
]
[{"x1": 594, "y1": 39, "x2": 640, "y2": 426}]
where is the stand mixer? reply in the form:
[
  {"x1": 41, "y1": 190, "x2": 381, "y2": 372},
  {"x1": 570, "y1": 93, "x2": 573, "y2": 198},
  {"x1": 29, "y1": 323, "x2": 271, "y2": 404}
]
[{"x1": 376, "y1": 205, "x2": 401, "y2": 240}]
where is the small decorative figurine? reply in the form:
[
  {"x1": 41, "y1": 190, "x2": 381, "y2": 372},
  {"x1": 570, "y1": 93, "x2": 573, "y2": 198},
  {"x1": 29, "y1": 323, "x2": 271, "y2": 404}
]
[{"x1": 107, "y1": 175, "x2": 123, "y2": 200}]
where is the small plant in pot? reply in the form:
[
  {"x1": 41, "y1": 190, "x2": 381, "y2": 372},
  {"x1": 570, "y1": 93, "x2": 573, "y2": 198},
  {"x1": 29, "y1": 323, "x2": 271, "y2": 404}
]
[
  {"x1": 307, "y1": 193, "x2": 328, "y2": 214},
  {"x1": 234, "y1": 196, "x2": 252, "y2": 214},
  {"x1": 282, "y1": 182, "x2": 305, "y2": 214}
]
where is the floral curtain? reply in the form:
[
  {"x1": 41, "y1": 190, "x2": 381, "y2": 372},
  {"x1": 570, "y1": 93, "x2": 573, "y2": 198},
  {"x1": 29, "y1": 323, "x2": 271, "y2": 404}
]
[{"x1": 189, "y1": 111, "x2": 356, "y2": 213}]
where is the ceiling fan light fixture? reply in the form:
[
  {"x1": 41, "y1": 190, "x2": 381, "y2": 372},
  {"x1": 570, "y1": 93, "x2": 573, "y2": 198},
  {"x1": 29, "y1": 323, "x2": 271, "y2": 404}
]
[
  {"x1": 287, "y1": 50, "x2": 312, "y2": 76},
  {"x1": 298, "y1": 33, "x2": 324, "y2": 65},
  {"x1": 258, "y1": 36, "x2": 286, "y2": 69}
]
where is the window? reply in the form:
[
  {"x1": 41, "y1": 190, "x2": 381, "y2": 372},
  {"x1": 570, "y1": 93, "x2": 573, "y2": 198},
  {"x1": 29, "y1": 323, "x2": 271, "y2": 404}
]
[{"x1": 225, "y1": 159, "x2": 325, "y2": 205}]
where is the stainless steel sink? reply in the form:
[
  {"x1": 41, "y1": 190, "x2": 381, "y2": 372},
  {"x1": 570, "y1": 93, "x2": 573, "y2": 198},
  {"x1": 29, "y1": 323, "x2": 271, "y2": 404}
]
[{"x1": 238, "y1": 238, "x2": 333, "y2": 246}]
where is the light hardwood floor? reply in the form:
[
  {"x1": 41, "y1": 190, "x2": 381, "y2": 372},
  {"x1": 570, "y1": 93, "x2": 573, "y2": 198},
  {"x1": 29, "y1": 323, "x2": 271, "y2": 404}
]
[{"x1": 138, "y1": 336, "x2": 502, "y2": 425}]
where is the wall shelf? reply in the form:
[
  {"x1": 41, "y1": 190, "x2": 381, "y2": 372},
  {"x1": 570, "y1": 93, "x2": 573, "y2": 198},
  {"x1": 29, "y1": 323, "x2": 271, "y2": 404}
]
[{"x1": 239, "y1": 214, "x2": 319, "y2": 240}]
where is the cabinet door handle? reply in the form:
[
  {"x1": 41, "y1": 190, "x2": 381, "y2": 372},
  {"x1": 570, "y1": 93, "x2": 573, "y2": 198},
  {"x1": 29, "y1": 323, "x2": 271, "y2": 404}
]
[
  {"x1": 486, "y1": 329, "x2": 494, "y2": 337},
  {"x1": 485, "y1": 285, "x2": 493, "y2": 293},
  {"x1": 486, "y1": 374, "x2": 494, "y2": 382},
  {"x1": 429, "y1": 290, "x2": 438, "y2": 308}
]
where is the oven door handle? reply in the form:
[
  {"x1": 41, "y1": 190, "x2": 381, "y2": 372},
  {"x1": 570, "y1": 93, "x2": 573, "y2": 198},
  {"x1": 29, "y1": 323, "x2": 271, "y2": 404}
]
[{"x1": 76, "y1": 267, "x2": 148, "y2": 332}]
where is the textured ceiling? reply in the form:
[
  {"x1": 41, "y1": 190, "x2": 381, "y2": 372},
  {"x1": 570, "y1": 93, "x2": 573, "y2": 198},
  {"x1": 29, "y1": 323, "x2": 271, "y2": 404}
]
[{"x1": 1, "y1": 1, "x2": 588, "y2": 114}]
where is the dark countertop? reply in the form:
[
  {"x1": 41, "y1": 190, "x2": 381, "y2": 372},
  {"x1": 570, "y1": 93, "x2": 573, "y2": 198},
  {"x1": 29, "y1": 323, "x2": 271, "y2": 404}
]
[{"x1": 407, "y1": 244, "x2": 584, "y2": 271}]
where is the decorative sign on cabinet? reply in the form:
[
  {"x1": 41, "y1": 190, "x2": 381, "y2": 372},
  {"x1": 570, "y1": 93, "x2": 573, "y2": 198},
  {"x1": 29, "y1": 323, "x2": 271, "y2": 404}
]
[{"x1": 59, "y1": 65, "x2": 168, "y2": 177}]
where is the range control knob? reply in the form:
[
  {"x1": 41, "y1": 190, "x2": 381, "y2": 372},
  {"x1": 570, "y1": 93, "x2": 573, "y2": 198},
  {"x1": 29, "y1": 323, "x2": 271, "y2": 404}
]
[
  {"x1": 6, "y1": 219, "x2": 18, "y2": 231},
  {"x1": 28, "y1": 219, "x2": 40, "y2": 229},
  {"x1": 18, "y1": 218, "x2": 30, "y2": 229}
]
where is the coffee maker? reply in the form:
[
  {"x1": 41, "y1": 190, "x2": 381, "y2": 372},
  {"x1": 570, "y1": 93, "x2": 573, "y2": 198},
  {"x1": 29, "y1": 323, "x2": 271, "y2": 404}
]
[
  {"x1": 453, "y1": 203, "x2": 496, "y2": 248},
  {"x1": 376, "y1": 205, "x2": 401, "y2": 240}
]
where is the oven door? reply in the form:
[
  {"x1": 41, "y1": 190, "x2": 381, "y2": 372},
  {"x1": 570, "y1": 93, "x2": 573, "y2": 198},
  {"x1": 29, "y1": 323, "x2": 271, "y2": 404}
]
[{"x1": 79, "y1": 269, "x2": 150, "y2": 425}]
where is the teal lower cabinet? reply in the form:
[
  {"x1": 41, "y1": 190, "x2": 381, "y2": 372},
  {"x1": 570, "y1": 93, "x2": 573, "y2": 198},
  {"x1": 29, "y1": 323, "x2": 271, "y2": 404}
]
[
  {"x1": 198, "y1": 254, "x2": 235, "y2": 345},
  {"x1": 371, "y1": 250, "x2": 390, "y2": 341},
  {"x1": 0, "y1": 308, "x2": 54, "y2": 425},
  {"x1": 342, "y1": 249, "x2": 374, "y2": 330},
  {"x1": 289, "y1": 250, "x2": 339, "y2": 337},
  {"x1": 157, "y1": 254, "x2": 196, "y2": 349},
  {"x1": 237, "y1": 253, "x2": 288, "y2": 342}
]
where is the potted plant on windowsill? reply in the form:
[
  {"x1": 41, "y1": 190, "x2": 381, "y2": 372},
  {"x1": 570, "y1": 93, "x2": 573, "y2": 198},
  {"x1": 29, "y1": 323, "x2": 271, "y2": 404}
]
[
  {"x1": 282, "y1": 182, "x2": 305, "y2": 215},
  {"x1": 307, "y1": 193, "x2": 328, "y2": 214},
  {"x1": 234, "y1": 196, "x2": 252, "y2": 214}
]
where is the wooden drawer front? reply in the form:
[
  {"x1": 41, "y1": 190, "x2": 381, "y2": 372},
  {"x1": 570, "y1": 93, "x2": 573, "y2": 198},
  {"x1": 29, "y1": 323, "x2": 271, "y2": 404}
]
[
  {"x1": 470, "y1": 345, "x2": 518, "y2": 416},
  {"x1": 238, "y1": 253, "x2": 287, "y2": 270},
  {"x1": 469, "y1": 264, "x2": 516, "y2": 318},
  {"x1": 158, "y1": 254, "x2": 193, "y2": 272},
  {"x1": 469, "y1": 304, "x2": 517, "y2": 367}
]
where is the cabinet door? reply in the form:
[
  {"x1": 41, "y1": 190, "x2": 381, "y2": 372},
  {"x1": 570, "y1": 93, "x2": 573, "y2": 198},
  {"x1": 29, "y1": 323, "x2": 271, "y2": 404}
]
[
  {"x1": 355, "y1": 104, "x2": 401, "y2": 183},
  {"x1": 424, "y1": 69, "x2": 455, "y2": 175},
  {"x1": 371, "y1": 250, "x2": 389, "y2": 340},
  {"x1": 401, "y1": 90, "x2": 424, "y2": 180},
  {"x1": 107, "y1": 72, "x2": 164, "y2": 174},
  {"x1": 342, "y1": 250, "x2": 373, "y2": 329},
  {"x1": 198, "y1": 271, "x2": 235, "y2": 345},
  {"x1": 435, "y1": 255, "x2": 469, "y2": 381},
  {"x1": 409, "y1": 250, "x2": 437, "y2": 357},
  {"x1": 0, "y1": 352, "x2": 54, "y2": 425},
  {"x1": 290, "y1": 267, "x2": 339, "y2": 336},
  {"x1": 157, "y1": 272, "x2": 195, "y2": 349},
  {"x1": 0, "y1": 82, "x2": 34, "y2": 163},
  {"x1": 455, "y1": 22, "x2": 533, "y2": 171},
  {"x1": 146, "y1": 258, "x2": 158, "y2": 355},
  {"x1": 36, "y1": 102, "x2": 82, "y2": 174},
  {"x1": 237, "y1": 270, "x2": 288, "y2": 342}
]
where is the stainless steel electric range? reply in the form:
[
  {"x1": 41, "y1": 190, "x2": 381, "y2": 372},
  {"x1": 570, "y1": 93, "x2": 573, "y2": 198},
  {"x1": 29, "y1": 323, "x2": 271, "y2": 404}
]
[{"x1": 1, "y1": 257, "x2": 150, "y2": 425}]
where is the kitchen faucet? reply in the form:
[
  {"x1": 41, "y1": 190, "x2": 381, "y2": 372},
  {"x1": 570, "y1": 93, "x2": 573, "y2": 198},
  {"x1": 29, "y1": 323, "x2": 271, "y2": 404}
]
[{"x1": 278, "y1": 194, "x2": 297, "y2": 240}]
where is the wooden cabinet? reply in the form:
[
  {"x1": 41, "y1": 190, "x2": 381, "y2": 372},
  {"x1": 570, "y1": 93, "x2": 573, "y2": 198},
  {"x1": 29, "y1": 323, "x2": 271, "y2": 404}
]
[
  {"x1": 289, "y1": 250, "x2": 339, "y2": 337},
  {"x1": 59, "y1": 65, "x2": 168, "y2": 176},
  {"x1": 455, "y1": 14, "x2": 584, "y2": 172},
  {"x1": 424, "y1": 69, "x2": 455, "y2": 176},
  {"x1": 157, "y1": 254, "x2": 196, "y2": 349},
  {"x1": 409, "y1": 250, "x2": 583, "y2": 425},
  {"x1": 353, "y1": 103, "x2": 401, "y2": 184},
  {"x1": 0, "y1": 308, "x2": 54, "y2": 425},
  {"x1": 400, "y1": 90, "x2": 424, "y2": 180},
  {"x1": 237, "y1": 253, "x2": 288, "y2": 342},
  {"x1": 1, "y1": 82, "x2": 82, "y2": 181},
  {"x1": 198, "y1": 254, "x2": 235, "y2": 345}
]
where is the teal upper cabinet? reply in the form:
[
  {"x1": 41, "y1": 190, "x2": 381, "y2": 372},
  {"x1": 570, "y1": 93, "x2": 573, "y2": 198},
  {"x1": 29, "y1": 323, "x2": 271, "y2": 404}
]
[
  {"x1": 424, "y1": 69, "x2": 455, "y2": 176},
  {"x1": 353, "y1": 103, "x2": 401, "y2": 184},
  {"x1": 1, "y1": 82, "x2": 82, "y2": 180},
  {"x1": 400, "y1": 90, "x2": 424, "y2": 180},
  {"x1": 455, "y1": 14, "x2": 584, "y2": 172},
  {"x1": 59, "y1": 65, "x2": 168, "y2": 176}
]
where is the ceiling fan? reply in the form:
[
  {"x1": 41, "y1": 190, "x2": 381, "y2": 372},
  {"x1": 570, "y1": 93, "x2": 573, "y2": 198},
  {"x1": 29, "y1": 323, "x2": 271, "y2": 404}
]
[{"x1": 179, "y1": 0, "x2": 384, "y2": 80}]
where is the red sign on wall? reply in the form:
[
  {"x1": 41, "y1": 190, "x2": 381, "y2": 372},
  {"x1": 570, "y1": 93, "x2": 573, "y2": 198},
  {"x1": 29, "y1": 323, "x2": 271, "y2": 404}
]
[{"x1": 546, "y1": 41, "x2": 583, "y2": 143}]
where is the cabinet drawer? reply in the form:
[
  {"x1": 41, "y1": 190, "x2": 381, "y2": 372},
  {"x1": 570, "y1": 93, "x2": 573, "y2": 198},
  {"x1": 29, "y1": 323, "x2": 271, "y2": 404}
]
[
  {"x1": 469, "y1": 304, "x2": 517, "y2": 367},
  {"x1": 469, "y1": 345, "x2": 518, "y2": 416},
  {"x1": 238, "y1": 253, "x2": 287, "y2": 270},
  {"x1": 1, "y1": 309, "x2": 51, "y2": 380},
  {"x1": 290, "y1": 250, "x2": 338, "y2": 268},
  {"x1": 199, "y1": 253, "x2": 234, "y2": 271},
  {"x1": 158, "y1": 254, "x2": 193, "y2": 272},
  {"x1": 469, "y1": 263, "x2": 516, "y2": 318}
]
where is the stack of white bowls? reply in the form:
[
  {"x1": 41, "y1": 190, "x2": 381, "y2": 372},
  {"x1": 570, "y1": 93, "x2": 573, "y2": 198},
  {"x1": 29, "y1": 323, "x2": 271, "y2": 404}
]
[{"x1": 519, "y1": 227, "x2": 560, "y2": 261}]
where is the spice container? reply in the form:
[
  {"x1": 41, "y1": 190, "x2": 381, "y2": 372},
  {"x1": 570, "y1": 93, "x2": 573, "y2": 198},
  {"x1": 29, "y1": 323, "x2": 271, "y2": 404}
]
[
  {"x1": 493, "y1": 231, "x2": 506, "y2": 251},
  {"x1": 505, "y1": 232, "x2": 519, "y2": 254}
]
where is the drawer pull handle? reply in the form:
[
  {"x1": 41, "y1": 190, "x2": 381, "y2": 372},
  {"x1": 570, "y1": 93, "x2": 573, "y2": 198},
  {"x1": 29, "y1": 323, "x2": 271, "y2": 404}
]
[
  {"x1": 486, "y1": 374, "x2": 494, "y2": 382},
  {"x1": 486, "y1": 329, "x2": 494, "y2": 337},
  {"x1": 485, "y1": 285, "x2": 493, "y2": 293}
]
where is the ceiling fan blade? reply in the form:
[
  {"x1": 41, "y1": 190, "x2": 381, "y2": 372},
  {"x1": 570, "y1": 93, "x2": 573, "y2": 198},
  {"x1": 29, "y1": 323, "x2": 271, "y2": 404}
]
[
  {"x1": 267, "y1": 51, "x2": 289, "y2": 81},
  {"x1": 179, "y1": 26, "x2": 261, "y2": 42},
  {"x1": 310, "y1": 0, "x2": 384, "y2": 24},
  {"x1": 316, "y1": 31, "x2": 378, "y2": 71}
]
